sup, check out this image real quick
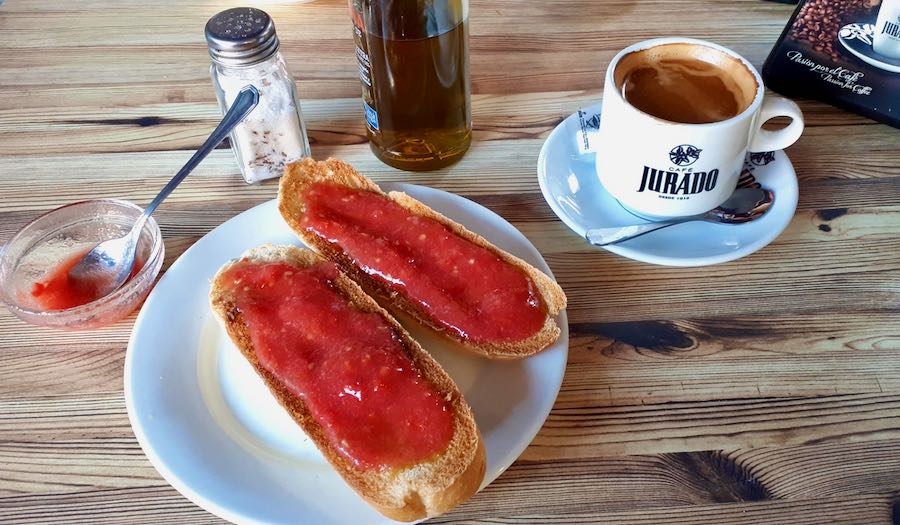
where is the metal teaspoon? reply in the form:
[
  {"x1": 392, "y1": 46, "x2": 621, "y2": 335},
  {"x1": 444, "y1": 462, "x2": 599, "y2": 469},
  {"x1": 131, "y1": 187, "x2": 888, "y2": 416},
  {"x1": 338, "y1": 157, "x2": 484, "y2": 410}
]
[
  {"x1": 585, "y1": 187, "x2": 775, "y2": 246},
  {"x1": 66, "y1": 85, "x2": 260, "y2": 299}
]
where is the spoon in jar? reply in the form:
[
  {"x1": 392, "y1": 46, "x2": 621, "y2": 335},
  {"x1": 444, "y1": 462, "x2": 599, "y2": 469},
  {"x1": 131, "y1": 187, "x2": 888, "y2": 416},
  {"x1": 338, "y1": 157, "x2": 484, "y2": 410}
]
[
  {"x1": 585, "y1": 187, "x2": 775, "y2": 246},
  {"x1": 66, "y1": 85, "x2": 260, "y2": 299}
]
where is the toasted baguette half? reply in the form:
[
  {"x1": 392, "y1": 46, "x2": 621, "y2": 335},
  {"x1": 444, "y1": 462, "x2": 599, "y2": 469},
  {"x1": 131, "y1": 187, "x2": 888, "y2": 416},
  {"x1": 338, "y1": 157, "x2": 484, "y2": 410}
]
[
  {"x1": 209, "y1": 244, "x2": 486, "y2": 522},
  {"x1": 277, "y1": 158, "x2": 567, "y2": 360}
]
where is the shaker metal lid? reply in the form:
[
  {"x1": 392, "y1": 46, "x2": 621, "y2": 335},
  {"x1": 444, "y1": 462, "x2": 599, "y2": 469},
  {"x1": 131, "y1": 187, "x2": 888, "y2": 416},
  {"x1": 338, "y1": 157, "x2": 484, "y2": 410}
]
[{"x1": 205, "y1": 7, "x2": 279, "y2": 66}]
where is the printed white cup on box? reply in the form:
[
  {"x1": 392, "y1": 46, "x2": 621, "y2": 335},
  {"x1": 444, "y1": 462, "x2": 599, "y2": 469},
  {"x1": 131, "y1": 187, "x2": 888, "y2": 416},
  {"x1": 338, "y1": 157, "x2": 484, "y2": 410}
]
[
  {"x1": 874, "y1": 0, "x2": 900, "y2": 59},
  {"x1": 594, "y1": 38, "x2": 804, "y2": 219}
]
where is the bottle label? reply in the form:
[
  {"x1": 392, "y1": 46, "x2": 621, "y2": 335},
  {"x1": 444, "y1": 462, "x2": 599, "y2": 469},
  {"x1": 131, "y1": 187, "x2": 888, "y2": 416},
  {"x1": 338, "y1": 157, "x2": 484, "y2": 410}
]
[
  {"x1": 364, "y1": 100, "x2": 379, "y2": 130},
  {"x1": 350, "y1": 0, "x2": 378, "y2": 132}
]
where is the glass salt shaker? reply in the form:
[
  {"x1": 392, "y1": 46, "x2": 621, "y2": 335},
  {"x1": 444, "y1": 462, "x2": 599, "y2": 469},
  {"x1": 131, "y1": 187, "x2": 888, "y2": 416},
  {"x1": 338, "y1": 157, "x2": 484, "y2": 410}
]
[{"x1": 205, "y1": 7, "x2": 311, "y2": 184}]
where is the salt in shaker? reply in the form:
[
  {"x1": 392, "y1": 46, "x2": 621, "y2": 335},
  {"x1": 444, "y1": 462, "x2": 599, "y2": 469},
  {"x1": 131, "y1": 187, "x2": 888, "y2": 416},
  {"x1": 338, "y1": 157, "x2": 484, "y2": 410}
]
[{"x1": 206, "y1": 7, "x2": 311, "y2": 184}]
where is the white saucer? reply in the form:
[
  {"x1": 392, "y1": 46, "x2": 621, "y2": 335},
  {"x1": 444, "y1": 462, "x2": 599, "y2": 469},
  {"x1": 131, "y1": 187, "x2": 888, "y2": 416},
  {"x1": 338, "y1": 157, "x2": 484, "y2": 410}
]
[
  {"x1": 124, "y1": 184, "x2": 568, "y2": 525},
  {"x1": 839, "y1": 23, "x2": 900, "y2": 73},
  {"x1": 537, "y1": 103, "x2": 799, "y2": 267}
]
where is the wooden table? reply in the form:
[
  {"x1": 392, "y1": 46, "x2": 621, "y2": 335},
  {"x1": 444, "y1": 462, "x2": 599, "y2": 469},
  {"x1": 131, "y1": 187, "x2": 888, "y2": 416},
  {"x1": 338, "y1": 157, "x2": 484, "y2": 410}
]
[{"x1": 2, "y1": 0, "x2": 900, "y2": 523}]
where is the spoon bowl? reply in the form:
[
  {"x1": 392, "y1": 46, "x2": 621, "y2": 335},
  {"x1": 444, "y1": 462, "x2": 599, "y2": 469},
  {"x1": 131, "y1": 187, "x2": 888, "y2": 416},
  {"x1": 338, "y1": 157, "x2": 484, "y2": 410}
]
[
  {"x1": 706, "y1": 187, "x2": 776, "y2": 224},
  {"x1": 586, "y1": 187, "x2": 775, "y2": 246}
]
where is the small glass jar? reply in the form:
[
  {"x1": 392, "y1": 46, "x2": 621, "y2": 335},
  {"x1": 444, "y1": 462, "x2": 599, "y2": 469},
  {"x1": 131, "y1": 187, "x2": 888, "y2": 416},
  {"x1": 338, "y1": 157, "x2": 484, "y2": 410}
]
[{"x1": 206, "y1": 8, "x2": 311, "y2": 184}]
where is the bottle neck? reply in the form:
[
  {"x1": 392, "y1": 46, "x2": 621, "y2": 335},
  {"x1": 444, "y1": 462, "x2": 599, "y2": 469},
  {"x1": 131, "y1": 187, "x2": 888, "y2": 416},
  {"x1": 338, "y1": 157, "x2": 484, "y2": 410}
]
[{"x1": 357, "y1": 0, "x2": 468, "y2": 40}]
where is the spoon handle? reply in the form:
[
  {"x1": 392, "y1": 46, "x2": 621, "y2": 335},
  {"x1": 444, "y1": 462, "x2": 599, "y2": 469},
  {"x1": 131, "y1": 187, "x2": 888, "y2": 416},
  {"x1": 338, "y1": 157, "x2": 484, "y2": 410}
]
[
  {"x1": 585, "y1": 221, "x2": 682, "y2": 246},
  {"x1": 137, "y1": 85, "x2": 260, "y2": 225}
]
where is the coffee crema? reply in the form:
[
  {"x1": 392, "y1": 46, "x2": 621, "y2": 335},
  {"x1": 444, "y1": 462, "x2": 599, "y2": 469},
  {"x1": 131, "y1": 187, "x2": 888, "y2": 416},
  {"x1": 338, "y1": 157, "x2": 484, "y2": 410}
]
[{"x1": 615, "y1": 43, "x2": 758, "y2": 124}]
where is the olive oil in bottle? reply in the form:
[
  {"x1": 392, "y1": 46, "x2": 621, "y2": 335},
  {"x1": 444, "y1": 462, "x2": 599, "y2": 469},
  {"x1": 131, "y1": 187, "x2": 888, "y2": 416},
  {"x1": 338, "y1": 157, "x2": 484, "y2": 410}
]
[{"x1": 350, "y1": 0, "x2": 471, "y2": 171}]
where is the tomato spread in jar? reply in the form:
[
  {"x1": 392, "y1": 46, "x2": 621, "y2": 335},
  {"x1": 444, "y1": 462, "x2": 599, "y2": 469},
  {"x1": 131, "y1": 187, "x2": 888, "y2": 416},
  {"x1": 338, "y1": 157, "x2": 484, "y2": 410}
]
[{"x1": 30, "y1": 250, "x2": 143, "y2": 311}]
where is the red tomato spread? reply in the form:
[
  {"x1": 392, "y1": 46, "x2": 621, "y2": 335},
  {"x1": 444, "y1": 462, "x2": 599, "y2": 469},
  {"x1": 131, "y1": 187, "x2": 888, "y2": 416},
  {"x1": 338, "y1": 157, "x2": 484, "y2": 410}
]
[
  {"x1": 30, "y1": 250, "x2": 143, "y2": 311},
  {"x1": 299, "y1": 183, "x2": 547, "y2": 343},
  {"x1": 221, "y1": 260, "x2": 454, "y2": 470}
]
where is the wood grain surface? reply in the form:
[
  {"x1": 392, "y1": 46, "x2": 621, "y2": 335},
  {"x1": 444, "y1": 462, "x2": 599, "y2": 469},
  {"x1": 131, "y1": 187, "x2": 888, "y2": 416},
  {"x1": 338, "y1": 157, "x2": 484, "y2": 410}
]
[{"x1": 1, "y1": 0, "x2": 899, "y2": 523}]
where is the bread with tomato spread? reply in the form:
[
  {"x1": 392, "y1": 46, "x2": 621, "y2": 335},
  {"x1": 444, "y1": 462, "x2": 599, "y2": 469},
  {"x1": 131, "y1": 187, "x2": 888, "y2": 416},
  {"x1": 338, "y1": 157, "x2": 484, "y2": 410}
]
[
  {"x1": 209, "y1": 244, "x2": 486, "y2": 522},
  {"x1": 277, "y1": 157, "x2": 567, "y2": 360}
]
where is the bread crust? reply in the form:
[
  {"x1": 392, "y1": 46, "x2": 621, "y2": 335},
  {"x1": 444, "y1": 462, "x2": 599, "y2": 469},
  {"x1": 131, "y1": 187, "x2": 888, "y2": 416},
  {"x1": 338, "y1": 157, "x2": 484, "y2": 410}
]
[
  {"x1": 277, "y1": 158, "x2": 567, "y2": 359},
  {"x1": 209, "y1": 244, "x2": 486, "y2": 521}
]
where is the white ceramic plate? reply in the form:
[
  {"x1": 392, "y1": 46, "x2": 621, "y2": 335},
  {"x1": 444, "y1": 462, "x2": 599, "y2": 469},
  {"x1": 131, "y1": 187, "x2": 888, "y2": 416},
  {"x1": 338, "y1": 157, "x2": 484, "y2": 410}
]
[
  {"x1": 839, "y1": 23, "x2": 900, "y2": 74},
  {"x1": 538, "y1": 102, "x2": 799, "y2": 267},
  {"x1": 125, "y1": 183, "x2": 568, "y2": 525}
]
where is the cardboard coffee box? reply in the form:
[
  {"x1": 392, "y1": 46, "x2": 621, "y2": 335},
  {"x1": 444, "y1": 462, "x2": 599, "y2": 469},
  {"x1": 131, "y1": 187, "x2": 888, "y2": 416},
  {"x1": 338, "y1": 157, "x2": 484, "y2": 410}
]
[{"x1": 763, "y1": 0, "x2": 900, "y2": 128}]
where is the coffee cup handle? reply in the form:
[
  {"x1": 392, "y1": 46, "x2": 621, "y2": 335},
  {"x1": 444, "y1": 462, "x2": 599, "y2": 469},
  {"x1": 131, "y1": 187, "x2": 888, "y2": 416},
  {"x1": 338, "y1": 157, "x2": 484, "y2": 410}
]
[{"x1": 748, "y1": 97, "x2": 805, "y2": 153}]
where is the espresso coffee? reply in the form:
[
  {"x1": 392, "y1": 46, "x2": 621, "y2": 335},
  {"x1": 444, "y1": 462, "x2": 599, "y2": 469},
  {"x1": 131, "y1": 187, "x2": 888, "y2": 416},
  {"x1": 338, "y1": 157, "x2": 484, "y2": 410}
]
[{"x1": 615, "y1": 43, "x2": 758, "y2": 124}]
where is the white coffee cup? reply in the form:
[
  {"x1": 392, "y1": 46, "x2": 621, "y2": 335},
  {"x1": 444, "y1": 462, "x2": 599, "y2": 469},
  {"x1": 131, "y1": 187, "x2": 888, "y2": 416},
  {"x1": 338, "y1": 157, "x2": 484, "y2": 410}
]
[
  {"x1": 594, "y1": 38, "x2": 804, "y2": 219},
  {"x1": 874, "y1": 0, "x2": 900, "y2": 59}
]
